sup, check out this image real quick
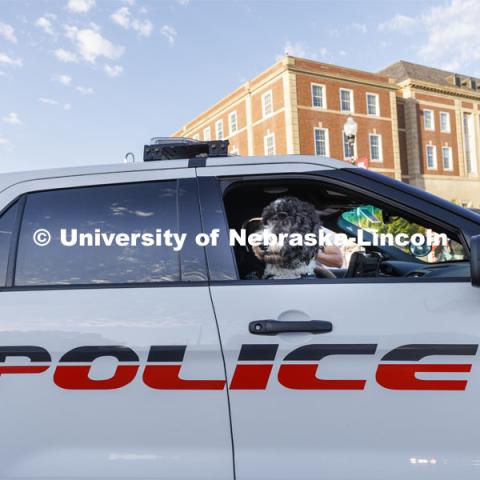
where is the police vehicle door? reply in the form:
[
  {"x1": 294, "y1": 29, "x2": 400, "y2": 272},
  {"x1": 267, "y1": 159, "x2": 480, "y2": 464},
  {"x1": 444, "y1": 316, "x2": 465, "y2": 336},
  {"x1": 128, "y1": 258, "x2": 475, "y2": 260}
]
[
  {"x1": 0, "y1": 166, "x2": 233, "y2": 480},
  {"x1": 198, "y1": 162, "x2": 480, "y2": 480}
]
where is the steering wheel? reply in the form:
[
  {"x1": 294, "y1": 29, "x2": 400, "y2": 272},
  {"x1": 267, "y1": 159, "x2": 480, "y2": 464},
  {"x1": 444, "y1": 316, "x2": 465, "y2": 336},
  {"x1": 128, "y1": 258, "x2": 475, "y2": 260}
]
[{"x1": 314, "y1": 264, "x2": 337, "y2": 279}]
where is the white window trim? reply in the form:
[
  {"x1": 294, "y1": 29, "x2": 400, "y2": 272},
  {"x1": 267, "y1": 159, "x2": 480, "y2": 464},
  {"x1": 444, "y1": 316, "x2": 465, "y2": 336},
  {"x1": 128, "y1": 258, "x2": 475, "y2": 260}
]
[
  {"x1": 263, "y1": 132, "x2": 276, "y2": 156},
  {"x1": 229, "y1": 111, "x2": 238, "y2": 136},
  {"x1": 215, "y1": 119, "x2": 224, "y2": 140},
  {"x1": 440, "y1": 111, "x2": 451, "y2": 133},
  {"x1": 311, "y1": 83, "x2": 327, "y2": 109},
  {"x1": 313, "y1": 127, "x2": 330, "y2": 156},
  {"x1": 230, "y1": 145, "x2": 239, "y2": 155},
  {"x1": 369, "y1": 133, "x2": 383, "y2": 162},
  {"x1": 339, "y1": 88, "x2": 354, "y2": 113},
  {"x1": 424, "y1": 109, "x2": 435, "y2": 131},
  {"x1": 366, "y1": 92, "x2": 380, "y2": 116},
  {"x1": 203, "y1": 126, "x2": 211, "y2": 141},
  {"x1": 464, "y1": 112, "x2": 477, "y2": 175},
  {"x1": 261, "y1": 90, "x2": 274, "y2": 118},
  {"x1": 442, "y1": 146, "x2": 453, "y2": 171},
  {"x1": 426, "y1": 144, "x2": 438, "y2": 170}
]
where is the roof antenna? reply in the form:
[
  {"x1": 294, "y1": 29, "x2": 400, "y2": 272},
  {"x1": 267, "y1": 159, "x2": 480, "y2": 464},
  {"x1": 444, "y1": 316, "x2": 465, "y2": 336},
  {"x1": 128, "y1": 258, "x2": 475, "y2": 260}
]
[{"x1": 124, "y1": 152, "x2": 135, "y2": 163}]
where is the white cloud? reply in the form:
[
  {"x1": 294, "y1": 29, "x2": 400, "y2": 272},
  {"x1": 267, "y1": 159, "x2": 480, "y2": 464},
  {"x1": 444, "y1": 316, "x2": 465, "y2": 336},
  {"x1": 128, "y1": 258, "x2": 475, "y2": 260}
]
[
  {"x1": 352, "y1": 23, "x2": 367, "y2": 34},
  {"x1": 132, "y1": 18, "x2": 153, "y2": 37},
  {"x1": 176, "y1": 0, "x2": 190, "y2": 5},
  {"x1": 66, "y1": 0, "x2": 95, "y2": 14},
  {"x1": 0, "y1": 22, "x2": 17, "y2": 44},
  {"x1": 39, "y1": 97, "x2": 59, "y2": 105},
  {"x1": 55, "y1": 74, "x2": 72, "y2": 86},
  {"x1": 418, "y1": 0, "x2": 480, "y2": 72},
  {"x1": 0, "y1": 137, "x2": 9, "y2": 145},
  {"x1": 104, "y1": 64, "x2": 123, "y2": 77},
  {"x1": 2, "y1": 112, "x2": 21, "y2": 125},
  {"x1": 378, "y1": 14, "x2": 418, "y2": 33},
  {"x1": 76, "y1": 85, "x2": 94, "y2": 95},
  {"x1": 54, "y1": 48, "x2": 78, "y2": 63},
  {"x1": 38, "y1": 98, "x2": 71, "y2": 111},
  {"x1": 282, "y1": 41, "x2": 307, "y2": 58},
  {"x1": 380, "y1": 1, "x2": 480, "y2": 73},
  {"x1": 279, "y1": 41, "x2": 327, "y2": 61},
  {"x1": 111, "y1": 6, "x2": 130, "y2": 28},
  {"x1": 160, "y1": 25, "x2": 177, "y2": 45},
  {"x1": 35, "y1": 16, "x2": 55, "y2": 36},
  {"x1": 65, "y1": 25, "x2": 125, "y2": 63},
  {"x1": 111, "y1": 6, "x2": 153, "y2": 37},
  {"x1": 0, "y1": 52, "x2": 23, "y2": 67}
]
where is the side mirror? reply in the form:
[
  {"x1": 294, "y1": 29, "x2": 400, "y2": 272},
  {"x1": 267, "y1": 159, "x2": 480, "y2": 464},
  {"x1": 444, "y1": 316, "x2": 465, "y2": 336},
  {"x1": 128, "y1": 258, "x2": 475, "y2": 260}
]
[{"x1": 471, "y1": 235, "x2": 480, "y2": 287}]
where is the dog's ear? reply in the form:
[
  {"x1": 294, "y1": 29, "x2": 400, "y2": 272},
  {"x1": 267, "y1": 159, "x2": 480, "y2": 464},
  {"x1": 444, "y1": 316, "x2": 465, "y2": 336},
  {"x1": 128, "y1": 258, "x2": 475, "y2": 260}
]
[{"x1": 298, "y1": 199, "x2": 322, "y2": 231}]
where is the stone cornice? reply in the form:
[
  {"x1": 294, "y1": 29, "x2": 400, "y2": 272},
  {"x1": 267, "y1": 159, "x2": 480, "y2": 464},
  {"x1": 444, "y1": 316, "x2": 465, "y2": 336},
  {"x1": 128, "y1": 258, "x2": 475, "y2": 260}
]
[
  {"x1": 399, "y1": 79, "x2": 480, "y2": 101},
  {"x1": 287, "y1": 63, "x2": 397, "y2": 91}
]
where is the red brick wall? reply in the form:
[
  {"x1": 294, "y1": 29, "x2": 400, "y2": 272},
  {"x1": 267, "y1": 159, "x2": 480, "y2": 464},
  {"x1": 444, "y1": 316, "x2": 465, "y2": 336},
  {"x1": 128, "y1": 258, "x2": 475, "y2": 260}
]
[
  {"x1": 251, "y1": 78, "x2": 284, "y2": 124},
  {"x1": 417, "y1": 103, "x2": 459, "y2": 176},
  {"x1": 296, "y1": 73, "x2": 395, "y2": 169}
]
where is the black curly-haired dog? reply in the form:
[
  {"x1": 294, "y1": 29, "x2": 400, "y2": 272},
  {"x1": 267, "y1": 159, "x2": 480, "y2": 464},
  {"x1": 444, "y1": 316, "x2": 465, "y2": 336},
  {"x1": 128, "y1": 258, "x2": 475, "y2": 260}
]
[{"x1": 253, "y1": 196, "x2": 322, "y2": 279}]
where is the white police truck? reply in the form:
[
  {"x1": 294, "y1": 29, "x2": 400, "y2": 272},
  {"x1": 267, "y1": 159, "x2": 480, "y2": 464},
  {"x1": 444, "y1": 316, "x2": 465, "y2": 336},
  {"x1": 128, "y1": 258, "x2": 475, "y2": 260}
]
[{"x1": 0, "y1": 138, "x2": 479, "y2": 480}]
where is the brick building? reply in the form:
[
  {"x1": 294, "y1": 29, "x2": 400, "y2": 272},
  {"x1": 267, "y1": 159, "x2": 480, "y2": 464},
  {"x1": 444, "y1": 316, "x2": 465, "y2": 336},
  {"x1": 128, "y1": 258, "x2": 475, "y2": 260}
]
[
  {"x1": 173, "y1": 56, "x2": 480, "y2": 207},
  {"x1": 381, "y1": 61, "x2": 480, "y2": 206}
]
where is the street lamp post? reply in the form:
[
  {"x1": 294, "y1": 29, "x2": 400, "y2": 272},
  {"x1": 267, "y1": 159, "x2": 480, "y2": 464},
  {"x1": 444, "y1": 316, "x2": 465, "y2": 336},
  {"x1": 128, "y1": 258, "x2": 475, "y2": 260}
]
[{"x1": 343, "y1": 116, "x2": 358, "y2": 165}]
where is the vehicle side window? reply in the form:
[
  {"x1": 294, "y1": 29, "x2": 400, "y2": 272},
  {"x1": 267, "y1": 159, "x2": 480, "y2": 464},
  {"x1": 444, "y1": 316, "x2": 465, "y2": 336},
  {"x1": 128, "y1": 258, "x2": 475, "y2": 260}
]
[
  {"x1": 15, "y1": 181, "x2": 180, "y2": 286},
  {"x1": 0, "y1": 201, "x2": 20, "y2": 286},
  {"x1": 221, "y1": 177, "x2": 470, "y2": 282}
]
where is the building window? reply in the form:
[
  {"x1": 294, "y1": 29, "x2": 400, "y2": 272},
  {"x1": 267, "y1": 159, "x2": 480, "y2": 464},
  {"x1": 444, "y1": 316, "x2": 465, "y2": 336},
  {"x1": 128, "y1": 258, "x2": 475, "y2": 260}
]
[
  {"x1": 215, "y1": 120, "x2": 224, "y2": 140},
  {"x1": 314, "y1": 128, "x2": 329, "y2": 156},
  {"x1": 440, "y1": 112, "x2": 451, "y2": 133},
  {"x1": 192, "y1": 133, "x2": 200, "y2": 140},
  {"x1": 230, "y1": 146, "x2": 239, "y2": 155},
  {"x1": 203, "y1": 127, "x2": 211, "y2": 141},
  {"x1": 442, "y1": 146, "x2": 453, "y2": 170},
  {"x1": 229, "y1": 111, "x2": 238, "y2": 136},
  {"x1": 343, "y1": 132, "x2": 355, "y2": 160},
  {"x1": 369, "y1": 134, "x2": 382, "y2": 162},
  {"x1": 264, "y1": 132, "x2": 276, "y2": 156},
  {"x1": 262, "y1": 90, "x2": 273, "y2": 118},
  {"x1": 311, "y1": 84, "x2": 326, "y2": 108},
  {"x1": 424, "y1": 109, "x2": 434, "y2": 130},
  {"x1": 426, "y1": 144, "x2": 437, "y2": 169},
  {"x1": 340, "y1": 88, "x2": 354, "y2": 112},
  {"x1": 366, "y1": 93, "x2": 379, "y2": 116}
]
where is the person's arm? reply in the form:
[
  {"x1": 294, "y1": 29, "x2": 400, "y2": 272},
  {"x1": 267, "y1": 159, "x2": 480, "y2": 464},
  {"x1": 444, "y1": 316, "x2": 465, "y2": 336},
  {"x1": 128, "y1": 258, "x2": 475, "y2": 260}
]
[{"x1": 316, "y1": 245, "x2": 343, "y2": 268}]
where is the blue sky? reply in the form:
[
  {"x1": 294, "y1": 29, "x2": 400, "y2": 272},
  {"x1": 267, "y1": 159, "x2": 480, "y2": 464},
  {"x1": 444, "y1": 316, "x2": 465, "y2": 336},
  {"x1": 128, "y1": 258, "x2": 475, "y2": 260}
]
[{"x1": 0, "y1": 0, "x2": 478, "y2": 172}]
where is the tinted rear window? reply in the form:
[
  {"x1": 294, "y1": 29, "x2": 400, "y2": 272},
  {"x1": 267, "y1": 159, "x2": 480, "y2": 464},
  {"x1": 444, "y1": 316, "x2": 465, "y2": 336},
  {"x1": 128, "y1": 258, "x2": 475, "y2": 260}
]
[{"x1": 15, "y1": 181, "x2": 180, "y2": 285}]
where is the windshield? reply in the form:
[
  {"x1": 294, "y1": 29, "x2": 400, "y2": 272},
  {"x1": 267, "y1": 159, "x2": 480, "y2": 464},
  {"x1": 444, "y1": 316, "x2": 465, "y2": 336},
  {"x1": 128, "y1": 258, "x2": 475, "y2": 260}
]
[{"x1": 340, "y1": 205, "x2": 467, "y2": 264}]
